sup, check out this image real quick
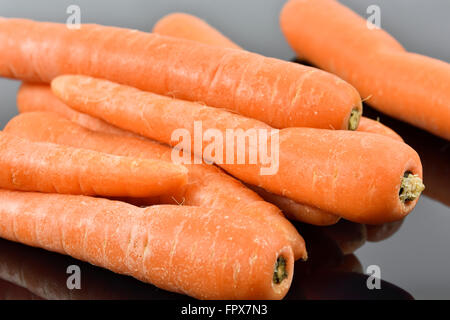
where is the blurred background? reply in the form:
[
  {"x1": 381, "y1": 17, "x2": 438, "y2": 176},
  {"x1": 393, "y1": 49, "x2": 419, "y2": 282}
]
[{"x1": 0, "y1": 0, "x2": 449, "y2": 299}]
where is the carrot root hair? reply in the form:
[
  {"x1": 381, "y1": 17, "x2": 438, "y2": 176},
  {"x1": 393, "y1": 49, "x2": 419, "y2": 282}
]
[{"x1": 399, "y1": 172, "x2": 425, "y2": 202}]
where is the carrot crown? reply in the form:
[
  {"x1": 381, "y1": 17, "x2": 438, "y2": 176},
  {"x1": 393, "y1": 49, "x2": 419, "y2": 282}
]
[
  {"x1": 399, "y1": 173, "x2": 425, "y2": 202},
  {"x1": 273, "y1": 256, "x2": 288, "y2": 284},
  {"x1": 348, "y1": 107, "x2": 362, "y2": 131}
]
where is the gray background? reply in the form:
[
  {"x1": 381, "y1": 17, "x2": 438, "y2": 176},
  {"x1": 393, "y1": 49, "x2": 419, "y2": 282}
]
[{"x1": 0, "y1": 0, "x2": 449, "y2": 299}]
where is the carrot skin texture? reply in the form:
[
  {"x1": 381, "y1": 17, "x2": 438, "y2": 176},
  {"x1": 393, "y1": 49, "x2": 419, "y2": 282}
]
[
  {"x1": 357, "y1": 117, "x2": 403, "y2": 142},
  {"x1": 4, "y1": 112, "x2": 306, "y2": 260},
  {"x1": 247, "y1": 184, "x2": 340, "y2": 226},
  {"x1": 0, "y1": 18, "x2": 361, "y2": 130},
  {"x1": 152, "y1": 12, "x2": 404, "y2": 224},
  {"x1": 15, "y1": 83, "x2": 337, "y2": 227},
  {"x1": 153, "y1": 13, "x2": 242, "y2": 49},
  {"x1": 17, "y1": 82, "x2": 136, "y2": 137},
  {"x1": 153, "y1": 12, "x2": 401, "y2": 142},
  {"x1": 0, "y1": 131, "x2": 187, "y2": 198},
  {"x1": 0, "y1": 190, "x2": 294, "y2": 300},
  {"x1": 52, "y1": 75, "x2": 423, "y2": 224},
  {"x1": 280, "y1": 0, "x2": 450, "y2": 140}
]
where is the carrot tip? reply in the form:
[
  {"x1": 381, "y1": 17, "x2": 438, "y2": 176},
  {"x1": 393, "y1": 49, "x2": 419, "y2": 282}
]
[
  {"x1": 273, "y1": 256, "x2": 288, "y2": 284},
  {"x1": 348, "y1": 107, "x2": 361, "y2": 131},
  {"x1": 399, "y1": 172, "x2": 425, "y2": 202}
]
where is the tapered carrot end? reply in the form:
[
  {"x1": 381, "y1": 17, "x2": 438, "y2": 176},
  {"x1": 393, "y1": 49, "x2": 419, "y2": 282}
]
[{"x1": 399, "y1": 173, "x2": 425, "y2": 203}]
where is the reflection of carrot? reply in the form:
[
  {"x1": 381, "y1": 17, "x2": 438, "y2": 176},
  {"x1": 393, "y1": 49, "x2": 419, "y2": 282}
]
[
  {"x1": 17, "y1": 83, "x2": 135, "y2": 137},
  {"x1": 334, "y1": 254, "x2": 363, "y2": 274},
  {"x1": 0, "y1": 131, "x2": 187, "y2": 198},
  {"x1": 153, "y1": 13, "x2": 241, "y2": 49},
  {"x1": 0, "y1": 190, "x2": 294, "y2": 300},
  {"x1": 0, "y1": 18, "x2": 362, "y2": 130},
  {"x1": 0, "y1": 278, "x2": 42, "y2": 300},
  {"x1": 289, "y1": 271, "x2": 413, "y2": 300},
  {"x1": 5, "y1": 112, "x2": 306, "y2": 260},
  {"x1": 0, "y1": 239, "x2": 185, "y2": 300},
  {"x1": 52, "y1": 75, "x2": 425, "y2": 224},
  {"x1": 247, "y1": 184, "x2": 340, "y2": 226},
  {"x1": 320, "y1": 220, "x2": 367, "y2": 255},
  {"x1": 280, "y1": 0, "x2": 450, "y2": 140},
  {"x1": 366, "y1": 220, "x2": 404, "y2": 242}
]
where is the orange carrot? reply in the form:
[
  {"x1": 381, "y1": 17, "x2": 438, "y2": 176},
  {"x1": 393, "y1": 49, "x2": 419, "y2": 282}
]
[
  {"x1": 152, "y1": 11, "x2": 405, "y2": 224},
  {"x1": 0, "y1": 18, "x2": 362, "y2": 130},
  {"x1": 357, "y1": 117, "x2": 403, "y2": 142},
  {"x1": 153, "y1": 13, "x2": 241, "y2": 50},
  {"x1": 152, "y1": 12, "x2": 403, "y2": 142},
  {"x1": 17, "y1": 83, "x2": 400, "y2": 148},
  {"x1": 0, "y1": 131, "x2": 187, "y2": 198},
  {"x1": 17, "y1": 82, "x2": 136, "y2": 137},
  {"x1": 247, "y1": 184, "x2": 340, "y2": 226},
  {"x1": 52, "y1": 75, "x2": 425, "y2": 224},
  {"x1": 0, "y1": 190, "x2": 294, "y2": 300},
  {"x1": 16, "y1": 83, "x2": 338, "y2": 227},
  {"x1": 4, "y1": 112, "x2": 306, "y2": 260},
  {"x1": 17, "y1": 82, "x2": 338, "y2": 227},
  {"x1": 280, "y1": 0, "x2": 450, "y2": 140}
]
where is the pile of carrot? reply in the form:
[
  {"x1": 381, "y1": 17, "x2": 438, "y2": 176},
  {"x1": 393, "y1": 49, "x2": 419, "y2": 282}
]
[
  {"x1": 0, "y1": 1, "x2": 436, "y2": 299},
  {"x1": 280, "y1": 0, "x2": 450, "y2": 141}
]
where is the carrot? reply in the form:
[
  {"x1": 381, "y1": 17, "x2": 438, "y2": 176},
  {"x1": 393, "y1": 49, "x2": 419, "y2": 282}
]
[
  {"x1": 357, "y1": 117, "x2": 403, "y2": 142},
  {"x1": 152, "y1": 11, "x2": 405, "y2": 223},
  {"x1": 4, "y1": 112, "x2": 306, "y2": 260},
  {"x1": 400, "y1": 125, "x2": 450, "y2": 208},
  {"x1": 0, "y1": 18, "x2": 362, "y2": 130},
  {"x1": 16, "y1": 82, "x2": 336, "y2": 227},
  {"x1": 152, "y1": 11, "x2": 404, "y2": 141},
  {"x1": 247, "y1": 184, "x2": 340, "y2": 226},
  {"x1": 17, "y1": 82, "x2": 136, "y2": 137},
  {"x1": 0, "y1": 131, "x2": 187, "y2": 198},
  {"x1": 0, "y1": 190, "x2": 295, "y2": 300},
  {"x1": 280, "y1": 0, "x2": 450, "y2": 140},
  {"x1": 153, "y1": 13, "x2": 241, "y2": 50},
  {"x1": 52, "y1": 75, "x2": 425, "y2": 224}
]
